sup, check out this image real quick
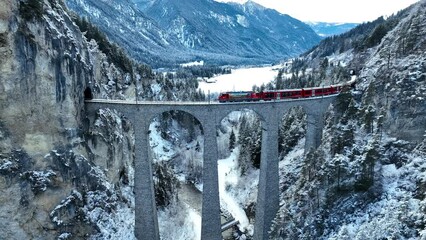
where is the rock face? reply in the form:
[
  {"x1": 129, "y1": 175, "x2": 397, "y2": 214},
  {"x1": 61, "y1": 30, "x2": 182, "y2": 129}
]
[
  {"x1": 0, "y1": 0, "x2": 137, "y2": 238},
  {"x1": 1, "y1": 4, "x2": 87, "y2": 155},
  {"x1": 359, "y1": 8, "x2": 426, "y2": 143},
  {"x1": 0, "y1": 0, "x2": 207, "y2": 237}
]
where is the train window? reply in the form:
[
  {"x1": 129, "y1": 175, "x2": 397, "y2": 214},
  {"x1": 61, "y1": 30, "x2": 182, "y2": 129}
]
[{"x1": 281, "y1": 92, "x2": 291, "y2": 97}]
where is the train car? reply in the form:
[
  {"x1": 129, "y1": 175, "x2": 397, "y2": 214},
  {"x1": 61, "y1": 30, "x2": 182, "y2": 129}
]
[
  {"x1": 218, "y1": 79, "x2": 356, "y2": 103},
  {"x1": 218, "y1": 91, "x2": 262, "y2": 102},
  {"x1": 308, "y1": 85, "x2": 339, "y2": 97},
  {"x1": 262, "y1": 89, "x2": 304, "y2": 100}
]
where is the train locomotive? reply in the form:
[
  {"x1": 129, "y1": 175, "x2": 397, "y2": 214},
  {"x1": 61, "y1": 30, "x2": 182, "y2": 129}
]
[{"x1": 218, "y1": 80, "x2": 355, "y2": 103}]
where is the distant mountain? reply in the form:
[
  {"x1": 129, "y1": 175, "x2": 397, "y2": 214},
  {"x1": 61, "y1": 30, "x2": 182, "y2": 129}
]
[
  {"x1": 64, "y1": 0, "x2": 181, "y2": 67},
  {"x1": 307, "y1": 22, "x2": 359, "y2": 37},
  {"x1": 64, "y1": 0, "x2": 321, "y2": 67}
]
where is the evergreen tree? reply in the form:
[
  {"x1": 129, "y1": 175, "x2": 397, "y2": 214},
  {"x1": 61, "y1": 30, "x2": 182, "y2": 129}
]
[
  {"x1": 276, "y1": 69, "x2": 284, "y2": 90},
  {"x1": 229, "y1": 130, "x2": 236, "y2": 152},
  {"x1": 19, "y1": 0, "x2": 44, "y2": 21},
  {"x1": 365, "y1": 23, "x2": 388, "y2": 48},
  {"x1": 250, "y1": 118, "x2": 262, "y2": 168},
  {"x1": 154, "y1": 161, "x2": 179, "y2": 208},
  {"x1": 320, "y1": 57, "x2": 329, "y2": 79},
  {"x1": 195, "y1": 141, "x2": 201, "y2": 152},
  {"x1": 356, "y1": 141, "x2": 379, "y2": 190},
  {"x1": 364, "y1": 105, "x2": 376, "y2": 133},
  {"x1": 237, "y1": 113, "x2": 262, "y2": 174},
  {"x1": 279, "y1": 107, "x2": 307, "y2": 156}
]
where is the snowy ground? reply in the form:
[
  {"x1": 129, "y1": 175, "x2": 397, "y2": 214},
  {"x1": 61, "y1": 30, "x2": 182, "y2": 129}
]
[
  {"x1": 198, "y1": 65, "x2": 280, "y2": 94},
  {"x1": 218, "y1": 147, "x2": 258, "y2": 236}
]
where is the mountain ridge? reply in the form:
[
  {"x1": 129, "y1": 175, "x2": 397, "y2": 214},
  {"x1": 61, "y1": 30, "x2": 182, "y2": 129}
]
[{"x1": 64, "y1": 0, "x2": 322, "y2": 67}]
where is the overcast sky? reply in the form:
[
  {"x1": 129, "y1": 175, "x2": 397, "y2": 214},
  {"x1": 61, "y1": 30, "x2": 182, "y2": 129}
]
[{"x1": 215, "y1": 0, "x2": 420, "y2": 23}]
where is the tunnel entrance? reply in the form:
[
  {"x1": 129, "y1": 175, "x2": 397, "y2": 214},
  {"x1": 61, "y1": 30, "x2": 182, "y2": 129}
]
[{"x1": 84, "y1": 87, "x2": 93, "y2": 100}]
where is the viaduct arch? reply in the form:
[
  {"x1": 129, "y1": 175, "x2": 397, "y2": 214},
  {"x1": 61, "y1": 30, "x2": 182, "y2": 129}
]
[{"x1": 85, "y1": 96, "x2": 336, "y2": 240}]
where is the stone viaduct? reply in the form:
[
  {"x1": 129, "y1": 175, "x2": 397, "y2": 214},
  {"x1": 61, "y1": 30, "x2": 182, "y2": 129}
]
[{"x1": 85, "y1": 95, "x2": 337, "y2": 240}]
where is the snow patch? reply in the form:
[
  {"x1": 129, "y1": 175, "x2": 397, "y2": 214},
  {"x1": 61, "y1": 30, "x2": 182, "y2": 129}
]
[
  {"x1": 180, "y1": 60, "x2": 204, "y2": 67},
  {"x1": 236, "y1": 14, "x2": 249, "y2": 27},
  {"x1": 199, "y1": 65, "x2": 279, "y2": 94}
]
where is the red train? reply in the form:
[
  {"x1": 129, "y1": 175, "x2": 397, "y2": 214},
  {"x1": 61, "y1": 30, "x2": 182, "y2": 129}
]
[{"x1": 218, "y1": 80, "x2": 355, "y2": 103}]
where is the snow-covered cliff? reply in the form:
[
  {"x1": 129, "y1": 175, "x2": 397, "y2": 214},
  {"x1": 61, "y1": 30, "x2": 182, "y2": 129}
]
[
  {"x1": 270, "y1": 1, "x2": 426, "y2": 238},
  {"x1": 0, "y1": 0, "x2": 138, "y2": 238}
]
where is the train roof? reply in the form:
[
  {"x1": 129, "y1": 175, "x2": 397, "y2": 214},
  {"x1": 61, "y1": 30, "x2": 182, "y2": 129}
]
[
  {"x1": 262, "y1": 79, "x2": 356, "y2": 93},
  {"x1": 219, "y1": 91, "x2": 253, "y2": 94},
  {"x1": 262, "y1": 88, "x2": 302, "y2": 93},
  {"x1": 219, "y1": 79, "x2": 356, "y2": 94}
]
